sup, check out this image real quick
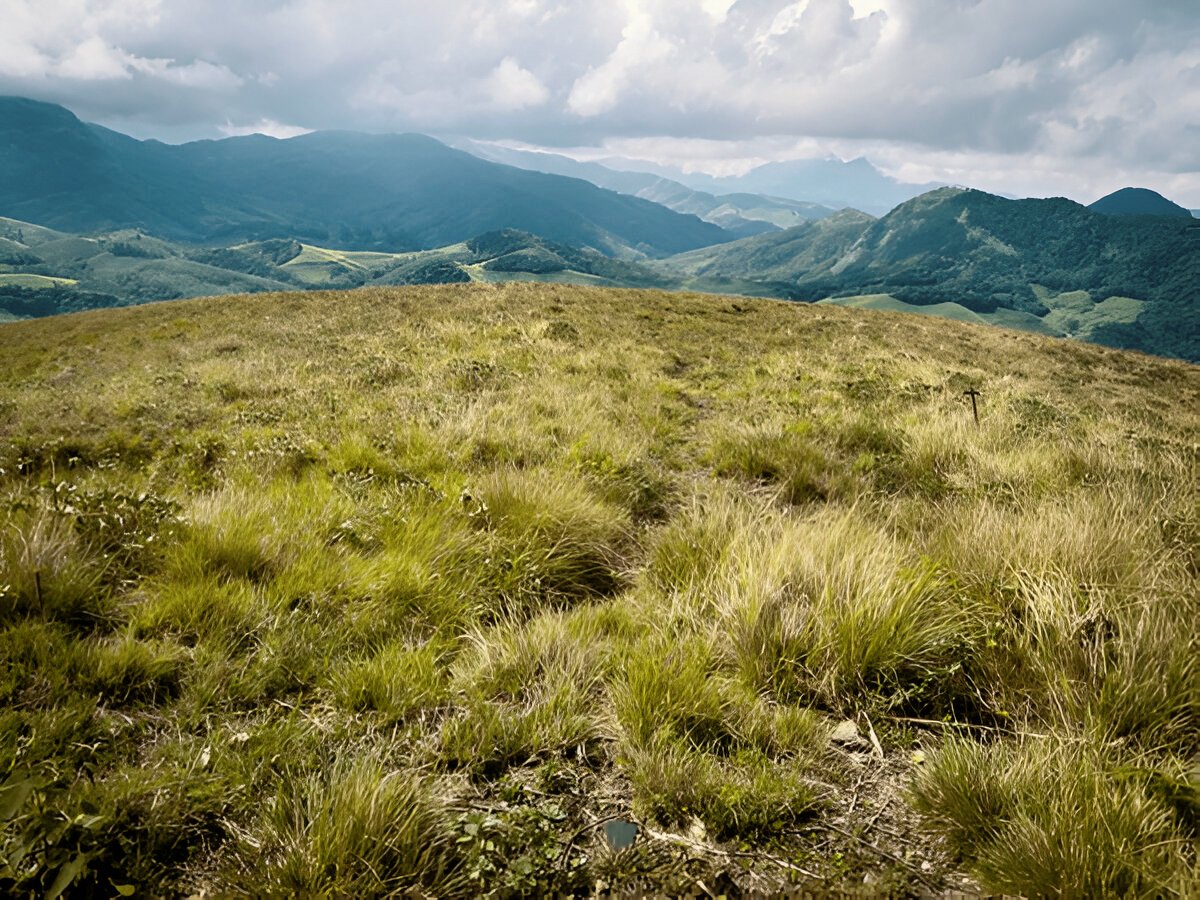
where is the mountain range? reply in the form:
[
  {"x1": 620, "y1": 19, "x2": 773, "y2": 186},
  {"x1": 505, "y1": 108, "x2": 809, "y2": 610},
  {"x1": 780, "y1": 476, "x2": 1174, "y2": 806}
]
[
  {"x1": 0, "y1": 96, "x2": 728, "y2": 258},
  {"x1": 663, "y1": 156, "x2": 942, "y2": 216},
  {"x1": 0, "y1": 97, "x2": 1196, "y2": 362},
  {"x1": 532, "y1": 150, "x2": 940, "y2": 216},
  {"x1": 662, "y1": 187, "x2": 1199, "y2": 360},
  {"x1": 456, "y1": 140, "x2": 840, "y2": 237}
]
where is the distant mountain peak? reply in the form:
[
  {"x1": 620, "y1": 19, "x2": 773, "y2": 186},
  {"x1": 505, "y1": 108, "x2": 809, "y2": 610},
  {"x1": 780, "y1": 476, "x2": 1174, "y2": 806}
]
[
  {"x1": 1088, "y1": 187, "x2": 1192, "y2": 219},
  {"x1": 0, "y1": 96, "x2": 729, "y2": 257}
]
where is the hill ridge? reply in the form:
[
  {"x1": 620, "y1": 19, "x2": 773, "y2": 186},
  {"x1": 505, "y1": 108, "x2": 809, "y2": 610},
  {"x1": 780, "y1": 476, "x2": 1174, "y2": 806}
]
[{"x1": 0, "y1": 96, "x2": 730, "y2": 258}]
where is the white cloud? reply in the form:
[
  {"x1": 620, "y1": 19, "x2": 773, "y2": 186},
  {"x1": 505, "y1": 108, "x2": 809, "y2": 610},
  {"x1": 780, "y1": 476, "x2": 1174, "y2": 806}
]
[
  {"x1": 568, "y1": 9, "x2": 674, "y2": 117},
  {"x1": 125, "y1": 56, "x2": 243, "y2": 89},
  {"x1": 218, "y1": 118, "x2": 312, "y2": 140},
  {"x1": 54, "y1": 36, "x2": 131, "y2": 80},
  {"x1": 0, "y1": 0, "x2": 1195, "y2": 204},
  {"x1": 486, "y1": 57, "x2": 550, "y2": 110}
]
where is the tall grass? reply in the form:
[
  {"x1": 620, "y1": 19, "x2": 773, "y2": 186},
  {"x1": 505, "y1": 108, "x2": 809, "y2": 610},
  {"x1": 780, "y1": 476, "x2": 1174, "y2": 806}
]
[
  {"x1": 0, "y1": 508, "x2": 104, "y2": 626},
  {"x1": 238, "y1": 757, "x2": 463, "y2": 896},
  {"x1": 910, "y1": 737, "x2": 1194, "y2": 897},
  {"x1": 0, "y1": 282, "x2": 1195, "y2": 894}
]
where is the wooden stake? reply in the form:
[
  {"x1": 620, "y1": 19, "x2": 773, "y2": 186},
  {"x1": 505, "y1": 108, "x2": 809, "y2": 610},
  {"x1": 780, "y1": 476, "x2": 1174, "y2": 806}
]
[{"x1": 963, "y1": 388, "x2": 981, "y2": 426}]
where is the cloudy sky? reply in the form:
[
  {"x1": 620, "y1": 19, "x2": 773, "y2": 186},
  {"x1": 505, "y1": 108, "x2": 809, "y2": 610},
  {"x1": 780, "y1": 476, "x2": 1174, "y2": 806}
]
[{"x1": 2, "y1": 0, "x2": 1198, "y2": 205}]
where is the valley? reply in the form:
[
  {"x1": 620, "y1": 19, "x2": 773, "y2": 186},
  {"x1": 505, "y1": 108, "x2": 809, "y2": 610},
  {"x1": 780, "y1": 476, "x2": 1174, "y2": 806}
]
[{"x1": 2, "y1": 178, "x2": 1196, "y2": 361}]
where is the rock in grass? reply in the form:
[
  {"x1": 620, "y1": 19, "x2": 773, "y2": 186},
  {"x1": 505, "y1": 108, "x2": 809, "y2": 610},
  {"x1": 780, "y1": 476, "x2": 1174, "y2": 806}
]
[{"x1": 830, "y1": 719, "x2": 863, "y2": 746}]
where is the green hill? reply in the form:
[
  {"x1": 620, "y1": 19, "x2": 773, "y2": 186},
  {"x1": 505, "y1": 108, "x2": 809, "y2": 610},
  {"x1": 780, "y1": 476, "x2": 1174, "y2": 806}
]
[
  {"x1": 659, "y1": 209, "x2": 877, "y2": 282},
  {"x1": 657, "y1": 188, "x2": 1200, "y2": 361},
  {"x1": 3, "y1": 183, "x2": 1197, "y2": 362},
  {"x1": 1089, "y1": 187, "x2": 1194, "y2": 219},
  {"x1": 0, "y1": 96, "x2": 730, "y2": 257},
  {"x1": 0, "y1": 284, "x2": 1196, "y2": 897},
  {"x1": 0, "y1": 220, "x2": 793, "y2": 322}
]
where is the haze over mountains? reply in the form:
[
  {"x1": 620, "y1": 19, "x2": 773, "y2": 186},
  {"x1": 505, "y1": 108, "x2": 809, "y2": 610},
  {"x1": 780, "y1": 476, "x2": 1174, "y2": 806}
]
[
  {"x1": 624, "y1": 156, "x2": 942, "y2": 217},
  {"x1": 0, "y1": 96, "x2": 727, "y2": 258},
  {"x1": 456, "y1": 140, "x2": 841, "y2": 238},
  {"x1": 0, "y1": 96, "x2": 1196, "y2": 362}
]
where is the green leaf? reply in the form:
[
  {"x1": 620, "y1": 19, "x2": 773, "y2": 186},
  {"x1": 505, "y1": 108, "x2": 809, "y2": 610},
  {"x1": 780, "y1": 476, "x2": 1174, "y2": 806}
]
[
  {"x1": 47, "y1": 852, "x2": 92, "y2": 900},
  {"x1": 113, "y1": 883, "x2": 137, "y2": 896},
  {"x1": 0, "y1": 778, "x2": 37, "y2": 820}
]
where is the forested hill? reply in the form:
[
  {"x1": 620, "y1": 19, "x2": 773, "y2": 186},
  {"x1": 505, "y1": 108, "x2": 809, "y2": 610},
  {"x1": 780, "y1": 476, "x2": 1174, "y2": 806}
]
[{"x1": 659, "y1": 187, "x2": 1200, "y2": 361}]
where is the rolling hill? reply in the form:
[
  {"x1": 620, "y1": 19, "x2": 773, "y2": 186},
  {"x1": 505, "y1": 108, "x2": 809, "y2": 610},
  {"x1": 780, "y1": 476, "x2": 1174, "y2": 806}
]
[
  {"x1": 658, "y1": 187, "x2": 1200, "y2": 361},
  {"x1": 3, "y1": 184, "x2": 1197, "y2": 362},
  {"x1": 0, "y1": 283, "x2": 1195, "y2": 896},
  {"x1": 0, "y1": 218, "x2": 793, "y2": 321},
  {"x1": 0, "y1": 96, "x2": 730, "y2": 258},
  {"x1": 1089, "y1": 187, "x2": 1194, "y2": 218}
]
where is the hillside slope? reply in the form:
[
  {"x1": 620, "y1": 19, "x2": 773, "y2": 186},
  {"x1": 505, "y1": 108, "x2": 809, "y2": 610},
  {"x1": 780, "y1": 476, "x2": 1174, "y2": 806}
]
[
  {"x1": 0, "y1": 284, "x2": 1196, "y2": 897},
  {"x1": 659, "y1": 187, "x2": 1200, "y2": 361},
  {"x1": 1089, "y1": 187, "x2": 1194, "y2": 218},
  {"x1": 0, "y1": 97, "x2": 729, "y2": 257},
  {"x1": 0, "y1": 221, "x2": 791, "y2": 320}
]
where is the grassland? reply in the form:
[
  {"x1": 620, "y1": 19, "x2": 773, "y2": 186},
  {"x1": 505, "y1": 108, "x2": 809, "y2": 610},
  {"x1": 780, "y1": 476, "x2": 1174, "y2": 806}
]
[
  {"x1": 0, "y1": 274, "x2": 78, "y2": 289},
  {"x1": 280, "y1": 245, "x2": 410, "y2": 286},
  {"x1": 0, "y1": 283, "x2": 1196, "y2": 896}
]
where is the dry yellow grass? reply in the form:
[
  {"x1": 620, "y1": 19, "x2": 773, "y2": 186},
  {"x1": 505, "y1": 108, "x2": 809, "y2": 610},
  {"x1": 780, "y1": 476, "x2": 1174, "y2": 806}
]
[{"x1": 0, "y1": 283, "x2": 1196, "y2": 895}]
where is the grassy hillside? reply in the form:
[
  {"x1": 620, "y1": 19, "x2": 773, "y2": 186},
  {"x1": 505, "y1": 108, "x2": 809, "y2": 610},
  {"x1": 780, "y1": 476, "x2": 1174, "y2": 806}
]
[
  {"x1": 0, "y1": 222, "x2": 791, "y2": 323},
  {"x1": 0, "y1": 274, "x2": 77, "y2": 289},
  {"x1": 0, "y1": 283, "x2": 1196, "y2": 896},
  {"x1": 818, "y1": 291, "x2": 1136, "y2": 340},
  {"x1": 659, "y1": 188, "x2": 1200, "y2": 361}
]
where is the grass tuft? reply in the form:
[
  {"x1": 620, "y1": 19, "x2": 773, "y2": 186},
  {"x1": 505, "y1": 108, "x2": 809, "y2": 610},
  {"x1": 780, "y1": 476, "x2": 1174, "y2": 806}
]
[
  {"x1": 238, "y1": 756, "x2": 463, "y2": 896},
  {"x1": 0, "y1": 508, "x2": 105, "y2": 626},
  {"x1": 910, "y1": 737, "x2": 1193, "y2": 896}
]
